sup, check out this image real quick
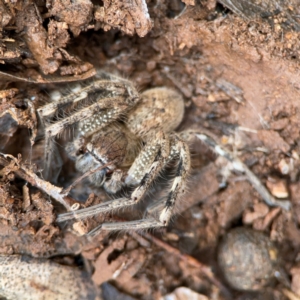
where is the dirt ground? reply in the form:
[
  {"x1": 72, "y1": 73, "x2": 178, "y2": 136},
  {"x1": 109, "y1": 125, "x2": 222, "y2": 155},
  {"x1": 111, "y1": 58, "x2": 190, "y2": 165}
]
[{"x1": 2, "y1": 0, "x2": 300, "y2": 299}]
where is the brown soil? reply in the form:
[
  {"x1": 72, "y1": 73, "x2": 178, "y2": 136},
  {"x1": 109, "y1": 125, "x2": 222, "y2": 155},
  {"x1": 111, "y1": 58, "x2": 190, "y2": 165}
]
[{"x1": 1, "y1": 1, "x2": 300, "y2": 299}]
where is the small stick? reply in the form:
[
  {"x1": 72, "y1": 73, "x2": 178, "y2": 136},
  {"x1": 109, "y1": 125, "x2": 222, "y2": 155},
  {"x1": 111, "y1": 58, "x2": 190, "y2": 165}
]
[
  {"x1": 140, "y1": 232, "x2": 232, "y2": 299},
  {"x1": 22, "y1": 184, "x2": 31, "y2": 211},
  {"x1": 61, "y1": 162, "x2": 113, "y2": 196},
  {"x1": 195, "y1": 133, "x2": 291, "y2": 210},
  {"x1": 0, "y1": 153, "x2": 76, "y2": 209},
  {"x1": 282, "y1": 288, "x2": 300, "y2": 300}
]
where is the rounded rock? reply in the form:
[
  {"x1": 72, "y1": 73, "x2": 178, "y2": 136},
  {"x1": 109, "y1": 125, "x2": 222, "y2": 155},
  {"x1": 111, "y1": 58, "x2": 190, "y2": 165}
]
[{"x1": 218, "y1": 227, "x2": 279, "y2": 291}]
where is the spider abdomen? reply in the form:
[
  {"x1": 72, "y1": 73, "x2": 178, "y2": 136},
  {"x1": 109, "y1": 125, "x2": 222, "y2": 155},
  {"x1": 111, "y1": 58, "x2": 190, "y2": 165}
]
[{"x1": 127, "y1": 87, "x2": 184, "y2": 137}]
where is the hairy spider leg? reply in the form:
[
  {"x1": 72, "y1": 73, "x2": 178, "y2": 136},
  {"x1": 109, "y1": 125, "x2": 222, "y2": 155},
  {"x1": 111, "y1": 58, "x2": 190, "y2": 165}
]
[
  {"x1": 37, "y1": 73, "x2": 139, "y2": 118},
  {"x1": 42, "y1": 96, "x2": 134, "y2": 179},
  {"x1": 97, "y1": 135, "x2": 191, "y2": 232},
  {"x1": 38, "y1": 72, "x2": 140, "y2": 180},
  {"x1": 158, "y1": 136, "x2": 190, "y2": 225}
]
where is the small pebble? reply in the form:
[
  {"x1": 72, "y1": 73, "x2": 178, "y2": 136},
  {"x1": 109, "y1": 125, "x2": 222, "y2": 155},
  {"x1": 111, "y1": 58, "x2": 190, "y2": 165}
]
[
  {"x1": 266, "y1": 178, "x2": 289, "y2": 199},
  {"x1": 278, "y1": 159, "x2": 290, "y2": 175},
  {"x1": 218, "y1": 227, "x2": 279, "y2": 291}
]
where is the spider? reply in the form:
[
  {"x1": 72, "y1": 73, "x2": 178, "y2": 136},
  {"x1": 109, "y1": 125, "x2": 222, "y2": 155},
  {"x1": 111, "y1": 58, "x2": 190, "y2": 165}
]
[
  {"x1": 36, "y1": 71, "x2": 289, "y2": 235},
  {"x1": 38, "y1": 71, "x2": 190, "y2": 232}
]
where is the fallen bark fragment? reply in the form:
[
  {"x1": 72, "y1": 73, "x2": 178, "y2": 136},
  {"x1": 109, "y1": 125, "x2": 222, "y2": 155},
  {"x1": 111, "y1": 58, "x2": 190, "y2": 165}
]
[
  {"x1": 0, "y1": 255, "x2": 101, "y2": 300},
  {"x1": 46, "y1": 0, "x2": 93, "y2": 36},
  {"x1": 94, "y1": 0, "x2": 152, "y2": 37},
  {"x1": 15, "y1": 4, "x2": 61, "y2": 74}
]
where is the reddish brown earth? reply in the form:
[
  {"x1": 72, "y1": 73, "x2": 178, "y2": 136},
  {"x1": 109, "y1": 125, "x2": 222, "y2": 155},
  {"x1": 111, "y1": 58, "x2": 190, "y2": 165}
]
[{"x1": 1, "y1": 1, "x2": 300, "y2": 299}]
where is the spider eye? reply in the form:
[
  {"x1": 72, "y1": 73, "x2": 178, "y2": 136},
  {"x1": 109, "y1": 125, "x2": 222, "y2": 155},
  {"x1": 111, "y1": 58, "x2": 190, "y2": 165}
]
[{"x1": 76, "y1": 147, "x2": 85, "y2": 155}]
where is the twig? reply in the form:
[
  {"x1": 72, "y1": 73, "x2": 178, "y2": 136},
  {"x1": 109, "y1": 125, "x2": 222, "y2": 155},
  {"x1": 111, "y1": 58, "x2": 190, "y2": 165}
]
[
  {"x1": 196, "y1": 133, "x2": 291, "y2": 210},
  {"x1": 282, "y1": 288, "x2": 300, "y2": 300},
  {"x1": 140, "y1": 232, "x2": 232, "y2": 299},
  {"x1": 61, "y1": 162, "x2": 113, "y2": 196},
  {"x1": 0, "y1": 153, "x2": 76, "y2": 209},
  {"x1": 242, "y1": 163, "x2": 290, "y2": 210}
]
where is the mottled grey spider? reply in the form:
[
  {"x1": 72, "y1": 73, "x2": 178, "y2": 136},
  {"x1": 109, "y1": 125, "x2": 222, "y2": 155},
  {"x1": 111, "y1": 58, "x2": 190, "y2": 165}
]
[{"x1": 36, "y1": 71, "x2": 288, "y2": 235}]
